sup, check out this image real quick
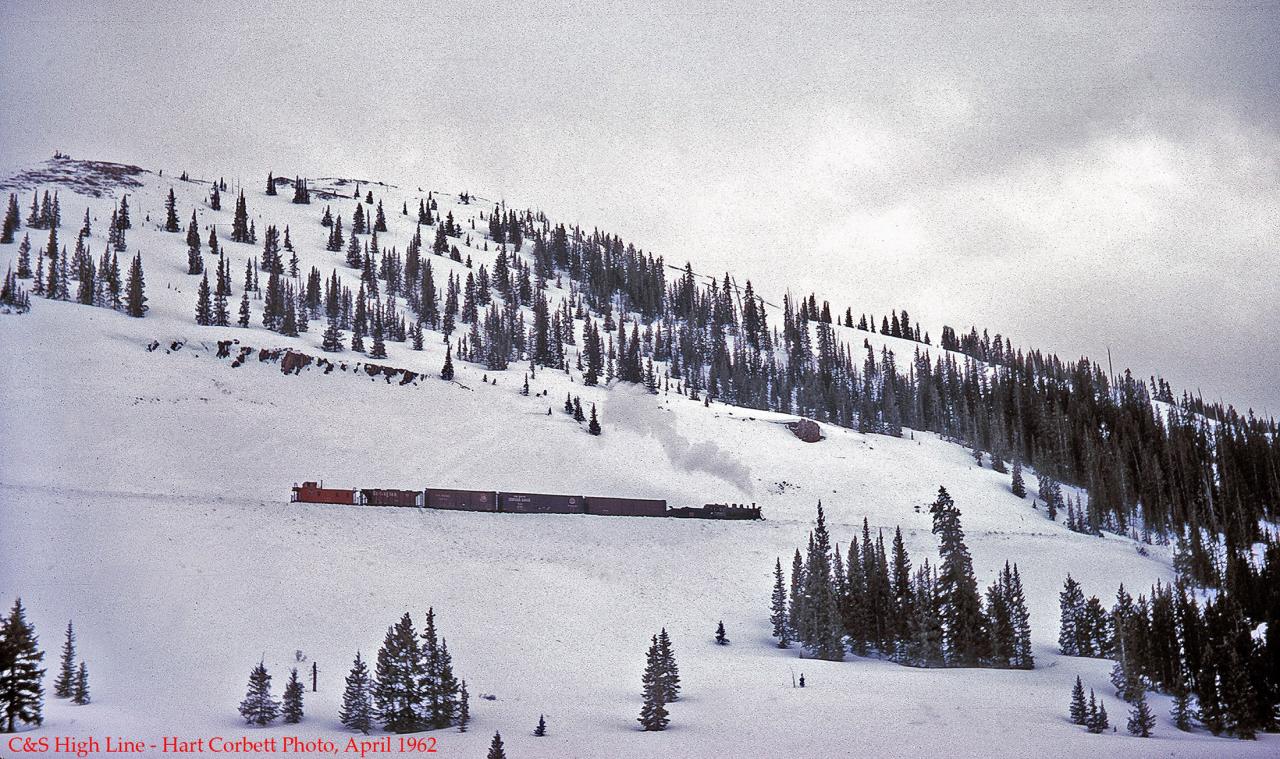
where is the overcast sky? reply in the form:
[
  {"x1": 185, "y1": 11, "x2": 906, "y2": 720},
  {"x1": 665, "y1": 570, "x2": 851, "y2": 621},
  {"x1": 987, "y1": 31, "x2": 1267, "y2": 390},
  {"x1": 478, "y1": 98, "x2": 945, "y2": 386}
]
[{"x1": 2, "y1": 1, "x2": 1277, "y2": 414}]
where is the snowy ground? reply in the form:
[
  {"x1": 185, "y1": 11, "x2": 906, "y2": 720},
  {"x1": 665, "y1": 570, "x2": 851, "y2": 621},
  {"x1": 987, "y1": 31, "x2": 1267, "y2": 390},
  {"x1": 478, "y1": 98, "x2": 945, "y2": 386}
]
[{"x1": 1, "y1": 162, "x2": 1274, "y2": 757}]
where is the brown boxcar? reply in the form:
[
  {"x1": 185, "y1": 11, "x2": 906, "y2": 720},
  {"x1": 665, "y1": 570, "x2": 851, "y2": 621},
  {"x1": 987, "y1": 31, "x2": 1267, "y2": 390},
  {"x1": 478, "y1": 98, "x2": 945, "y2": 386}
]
[
  {"x1": 425, "y1": 488, "x2": 498, "y2": 512},
  {"x1": 498, "y1": 491, "x2": 585, "y2": 514},
  {"x1": 292, "y1": 481, "x2": 357, "y2": 505},
  {"x1": 361, "y1": 488, "x2": 421, "y2": 508},
  {"x1": 585, "y1": 496, "x2": 668, "y2": 517}
]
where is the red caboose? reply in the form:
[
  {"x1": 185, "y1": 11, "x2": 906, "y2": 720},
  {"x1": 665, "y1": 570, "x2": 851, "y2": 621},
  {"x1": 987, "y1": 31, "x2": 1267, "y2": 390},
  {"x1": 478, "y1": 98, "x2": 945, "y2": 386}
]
[{"x1": 292, "y1": 481, "x2": 357, "y2": 505}]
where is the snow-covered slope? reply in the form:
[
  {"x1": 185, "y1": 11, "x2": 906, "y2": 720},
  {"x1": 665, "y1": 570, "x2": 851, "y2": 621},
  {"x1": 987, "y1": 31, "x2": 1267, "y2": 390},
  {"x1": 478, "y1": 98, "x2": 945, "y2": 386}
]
[{"x1": 0, "y1": 160, "x2": 1272, "y2": 757}]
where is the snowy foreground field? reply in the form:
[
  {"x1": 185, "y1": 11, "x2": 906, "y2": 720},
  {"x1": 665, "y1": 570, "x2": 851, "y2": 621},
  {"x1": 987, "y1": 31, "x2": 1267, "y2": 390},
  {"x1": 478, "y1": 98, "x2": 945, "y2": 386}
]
[{"x1": 0, "y1": 166, "x2": 1275, "y2": 757}]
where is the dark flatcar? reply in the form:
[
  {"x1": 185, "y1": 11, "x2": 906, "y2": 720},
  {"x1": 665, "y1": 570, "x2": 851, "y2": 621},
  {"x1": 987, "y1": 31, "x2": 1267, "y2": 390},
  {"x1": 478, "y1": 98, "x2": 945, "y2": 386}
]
[
  {"x1": 361, "y1": 488, "x2": 422, "y2": 508},
  {"x1": 498, "y1": 491, "x2": 585, "y2": 514},
  {"x1": 425, "y1": 487, "x2": 498, "y2": 512},
  {"x1": 292, "y1": 481, "x2": 357, "y2": 505},
  {"x1": 585, "y1": 496, "x2": 668, "y2": 517}
]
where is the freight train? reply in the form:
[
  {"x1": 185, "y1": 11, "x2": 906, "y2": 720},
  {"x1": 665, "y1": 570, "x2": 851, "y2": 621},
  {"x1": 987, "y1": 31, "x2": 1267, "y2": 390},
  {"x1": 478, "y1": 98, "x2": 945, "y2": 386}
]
[{"x1": 290, "y1": 482, "x2": 762, "y2": 520}]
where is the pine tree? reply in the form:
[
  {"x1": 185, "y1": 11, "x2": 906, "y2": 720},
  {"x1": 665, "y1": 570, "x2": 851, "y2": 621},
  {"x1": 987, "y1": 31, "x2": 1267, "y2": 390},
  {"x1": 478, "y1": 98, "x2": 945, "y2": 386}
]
[
  {"x1": 1011, "y1": 460, "x2": 1026, "y2": 498},
  {"x1": 1127, "y1": 688, "x2": 1155, "y2": 737},
  {"x1": 54, "y1": 622, "x2": 75, "y2": 699},
  {"x1": 1, "y1": 194, "x2": 19, "y2": 244},
  {"x1": 125, "y1": 253, "x2": 147, "y2": 317},
  {"x1": 487, "y1": 731, "x2": 506, "y2": 759},
  {"x1": 195, "y1": 273, "x2": 212, "y2": 325},
  {"x1": 373, "y1": 612, "x2": 423, "y2": 733},
  {"x1": 282, "y1": 667, "x2": 304, "y2": 724},
  {"x1": 457, "y1": 680, "x2": 469, "y2": 732},
  {"x1": 322, "y1": 317, "x2": 344, "y2": 352},
  {"x1": 1170, "y1": 675, "x2": 1193, "y2": 731},
  {"x1": 339, "y1": 652, "x2": 374, "y2": 735},
  {"x1": 588, "y1": 403, "x2": 601, "y2": 435},
  {"x1": 238, "y1": 661, "x2": 279, "y2": 726},
  {"x1": 0, "y1": 598, "x2": 46, "y2": 732},
  {"x1": 656, "y1": 628, "x2": 681, "y2": 702},
  {"x1": 266, "y1": 172, "x2": 277, "y2": 196},
  {"x1": 15, "y1": 235, "x2": 31, "y2": 278},
  {"x1": 71, "y1": 662, "x2": 89, "y2": 705},
  {"x1": 930, "y1": 487, "x2": 984, "y2": 665},
  {"x1": 1058, "y1": 575, "x2": 1085, "y2": 656},
  {"x1": 1069, "y1": 675, "x2": 1087, "y2": 725},
  {"x1": 715, "y1": 621, "x2": 729, "y2": 645},
  {"x1": 238, "y1": 291, "x2": 251, "y2": 327},
  {"x1": 770, "y1": 557, "x2": 790, "y2": 648},
  {"x1": 638, "y1": 636, "x2": 670, "y2": 731},
  {"x1": 164, "y1": 188, "x2": 180, "y2": 232}
]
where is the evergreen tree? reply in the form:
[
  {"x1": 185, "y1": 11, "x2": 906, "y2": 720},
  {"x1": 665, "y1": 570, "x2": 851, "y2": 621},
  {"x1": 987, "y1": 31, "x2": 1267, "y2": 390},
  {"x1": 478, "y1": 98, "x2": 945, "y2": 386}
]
[
  {"x1": 588, "y1": 403, "x2": 601, "y2": 435},
  {"x1": 1011, "y1": 460, "x2": 1026, "y2": 498},
  {"x1": 457, "y1": 680, "x2": 469, "y2": 732},
  {"x1": 195, "y1": 273, "x2": 212, "y2": 325},
  {"x1": 487, "y1": 731, "x2": 506, "y2": 759},
  {"x1": 238, "y1": 661, "x2": 279, "y2": 726},
  {"x1": 535, "y1": 713, "x2": 546, "y2": 736},
  {"x1": 656, "y1": 628, "x2": 681, "y2": 702},
  {"x1": 339, "y1": 652, "x2": 374, "y2": 735},
  {"x1": 54, "y1": 621, "x2": 75, "y2": 699},
  {"x1": 125, "y1": 253, "x2": 146, "y2": 317},
  {"x1": 1, "y1": 193, "x2": 19, "y2": 244},
  {"x1": 373, "y1": 612, "x2": 423, "y2": 733},
  {"x1": 0, "y1": 598, "x2": 46, "y2": 732},
  {"x1": 1069, "y1": 676, "x2": 1088, "y2": 725},
  {"x1": 282, "y1": 667, "x2": 304, "y2": 724},
  {"x1": 15, "y1": 235, "x2": 31, "y2": 278},
  {"x1": 638, "y1": 636, "x2": 670, "y2": 731},
  {"x1": 1058, "y1": 575, "x2": 1085, "y2": 656},
  {"x1": 1127, "y1": 688, "x2": 1155, "y2": 737},
  {"x1": 770, "y1": 557, "x2": 790, "y2": 648},
  {"x1": 238, "y1": 291, "x2": 251, "y2": 327},
  {"x1": 266, "y1": 172, "x2": 277, "y2": 196},
  {"x1": 715, "y1": 621, "x2": 728, "y2": 645},
  {"x1": 164, "y1": 188, "x2": 180, "y2": 232},
  {"x1": 930, "y1": 487, "x2": 984, "y2": 665},
  {"x1": 71, "y1": 662, "x2": 89, "y2": 706},
  {"x1": 322, "y1": 316, "x2": 344, "y2": 352}
]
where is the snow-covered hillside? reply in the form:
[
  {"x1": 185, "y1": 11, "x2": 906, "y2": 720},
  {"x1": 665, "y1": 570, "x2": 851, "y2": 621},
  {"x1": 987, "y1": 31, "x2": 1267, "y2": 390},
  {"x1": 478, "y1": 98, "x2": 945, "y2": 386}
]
[{"x1": 0, "y1": 160, "x2": 1273, "y2": 757}]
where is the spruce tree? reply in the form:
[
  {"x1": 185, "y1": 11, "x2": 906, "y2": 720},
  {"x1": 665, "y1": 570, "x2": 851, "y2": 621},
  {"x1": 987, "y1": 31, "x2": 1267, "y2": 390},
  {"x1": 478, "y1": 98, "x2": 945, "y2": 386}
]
[
  {"x1": 373, "y1": 612, "x2": 423, "y2": 733},
  {"x1": 125, "y1": 253, "x2": 146, "y2": 317},
  {"x1": 656, "y1": 628, "x2": 681, "y2": 702},
  {"x1": 457, "y1": 680, "x2": 469, "y2": 732},
  {"x1": 588, "y1": 403, "x2": 601, "y2": 435},
  {"x1": 322, "y1": 317, "x2": 344, "y2": 352},
  {"x1": 1127, "y1": 688, "x2": 1155, "y2": 737},
  {"x1": 238, "y1": 661, "x2": 279, "y2": 726},
  {"x1": 487, "y1": 731, "x2": 506, "y2": 759},
  {"x1": 638, "y1": 636, "x2": 669, "y2": 731},
  {"x1": 1, "y1": 193, "x2": 18, "y2": 244},
  {"x1": 770, "y1": 558, "x2": 790, "y2": 648},
  {"x1": 930, "y1": 487, "x2": 984, "y2": 665},
  {"x1": 71, "y1": 662, "x2": 89, "y2": 705},
  {"x1": 1058, "y1": 575, "x2": 1085, "y2": 656},
  {"x1": 0, "y1": 598, "x2": 46, "y2": 732},
  {"x1": 339, "y1": 652, "x2": 373, "y2": 735},
  {"x1": 715, "y1": 621, "x2": 728, "y2": 645},
  {"x1": 164, "y1": 188, "x2": 180, "y2": 232},
  {"x1": 54, "y1": 621, "x2": 75, "y2": 699},
  {"x1": 535, "y1": 714, "x2": 547, "y2": 736},
  {"x1": 1069, "y1": 676, "x2": 1087, "y2": 725},
  {"x1": 282, "y1": 667, "x2": 304, "y2": 724},
  {"x1": 195, "y1": 273, "x2": 212, "y2": 325},
  {"x1": 1011, "y1": 460, "x2": 1026, "y2": 498}
]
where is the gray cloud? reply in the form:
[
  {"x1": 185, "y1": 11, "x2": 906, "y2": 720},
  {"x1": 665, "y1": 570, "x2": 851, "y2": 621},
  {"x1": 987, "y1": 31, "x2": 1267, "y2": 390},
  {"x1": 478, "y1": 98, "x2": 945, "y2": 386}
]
[{"x1": 2, "y1": 0, "x2": 1277, "y2": 412}]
